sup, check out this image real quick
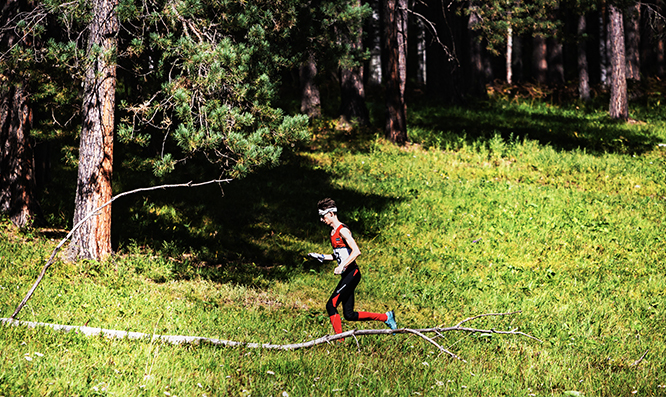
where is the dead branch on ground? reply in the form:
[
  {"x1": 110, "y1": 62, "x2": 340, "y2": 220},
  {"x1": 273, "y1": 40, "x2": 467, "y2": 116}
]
[{"x1": 1, "y1": 311, "x2": 541, "y2": 361}]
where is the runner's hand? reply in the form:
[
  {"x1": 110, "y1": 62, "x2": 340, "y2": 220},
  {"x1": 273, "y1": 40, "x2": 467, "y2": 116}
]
[
  {"x1": 334, "y1": 265, "x2": 345, "y2": 275},
  {"x1": 307, "y1": 252, "x2": 325, "y2": 263}
]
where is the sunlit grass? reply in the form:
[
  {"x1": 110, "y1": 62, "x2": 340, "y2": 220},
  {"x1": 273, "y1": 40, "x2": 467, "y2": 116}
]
[{"x1": 1, "y1": 98, "x2": 666, "y2": 396}]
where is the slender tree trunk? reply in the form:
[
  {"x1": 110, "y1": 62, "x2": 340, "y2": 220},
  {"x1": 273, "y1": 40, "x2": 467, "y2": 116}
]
[
  {"x1": 339, "y1": 0, "x2": 369, "y2": 127},
  {"x1": 625, "y1": 3, "x2": 640, "y2": 80},
  {"x1": 532, "y1": 36, "x2": 547, "y2": 83},
  {"x1": 367, "y1": 0, "x2": 383, "y2": 86},
  {"x1": 466, "y1": 2, "x2": 487, "y2": 97},
  {"x1": 599, "y1": 8, "x2": 609, "y2": 87},
  {"x1": 577, "y1": 14, "x2": 590, "y2": 102},
  {"x1": 658, "y1": 23, "x2": 666, "y2": 78},
  {"x1": 0, "y1": 0, "x2": 41, "y2": 228},
  {"x1": 299, "y1": 53, "x2": 321, "y2": 118},
  {"x1": 383, "y1": 0, "x2": 407, "y2": 144},
  {"x1": 71, "y1": 0, "x2": 118, "y2": 260},
  {"x1": 415, "y1": 18, "x2": 427, "y2": 86},
  {"x1": 506, "y1": 25, "x2": 513, "y2": 84},
  {"x1": 608, "y1": 4, "x2": 628, "y2": 119}
]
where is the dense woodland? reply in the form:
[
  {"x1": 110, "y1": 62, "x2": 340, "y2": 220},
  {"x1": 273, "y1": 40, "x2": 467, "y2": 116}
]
[{"x1": 1, "y1": 0, "x2": 665, "y2": 260}]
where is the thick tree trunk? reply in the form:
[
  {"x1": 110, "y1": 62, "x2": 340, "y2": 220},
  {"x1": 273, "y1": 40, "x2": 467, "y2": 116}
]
[
  {"x1": 383, "y1": 0, "x2": 407, "y2": 144},
  {"x1": 625, "y1": 3, "x2": 640, "y2": 81},
  {"x1": 577, "y1": 14, "x2": 590, "y2": 102},
  {"x1": 299, "y1": 53, "x2": 321, "y2": 118},
  {"x1": 0, "y1": 0, "x2": 41, "y2": 228},
  {"x1": 608, "y1": 4, "x2": 628, "y2": 120},
  {"x1": 339, "y1": 0, "x2": 369, "y2": 127},
  {"x1": 71, "y1": 0, "x2": 118, "y2": 261},
  {"x1": 532, "y1": 36, "x2": 547, "y2": 83}
]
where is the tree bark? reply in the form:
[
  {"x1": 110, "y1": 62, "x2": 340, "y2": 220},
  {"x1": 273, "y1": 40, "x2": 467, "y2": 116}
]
[
  {"x1": 71, "y1": 0, "x2": 118, "y2": 261},
  {"x1": 0, "y1": 84, "x2": 40, "y2": 228},
  {"x1": 577, "y1": 14, "x2": 590, "y2": 101},
  {"x1": 299, "y1": 53, "x2": 321, "y2": 119},
  {"x1": 625, "y1": 3, "x2": 640, "y2": 81},
  {"x1": 608, "y1": 4, "x2": 628, "y2": 120},
  {"x1": 0, "y1": 0, "x2": 41, "y2": 228},
  {"x1": 383, "y1": 0, "x2": 407, "y2": 144},
  {"x1": 532, "y1": 36, "x2": 547, "y2": 84}
]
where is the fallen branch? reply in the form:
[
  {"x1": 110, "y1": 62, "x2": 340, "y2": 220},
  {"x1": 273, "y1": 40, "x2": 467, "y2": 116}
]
[
  {"x1": 9, "y1": 179, "x2": 232, "y2": 320},
  {"x1": 1, "y1": 311, "x2": 541, "y2": 359}
]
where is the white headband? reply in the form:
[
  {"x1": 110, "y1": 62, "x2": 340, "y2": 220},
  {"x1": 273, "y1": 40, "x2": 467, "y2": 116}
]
[{"x1": 318, "y1": 207, "x2": 337, "y2": 217}]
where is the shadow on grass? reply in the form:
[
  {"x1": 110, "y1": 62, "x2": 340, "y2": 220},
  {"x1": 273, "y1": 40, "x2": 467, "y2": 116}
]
[
  {"x1": 408, "y1": 90, "x2": 663, "y2": 155},
  {"x1": 112, "y1": 147, "x2": 398, "y2": 287}
]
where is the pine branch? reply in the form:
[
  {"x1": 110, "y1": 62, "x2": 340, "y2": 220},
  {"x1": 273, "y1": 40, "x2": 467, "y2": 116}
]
[{"x1": 9, "y1": 179, "x2": 232, "y2": 320}]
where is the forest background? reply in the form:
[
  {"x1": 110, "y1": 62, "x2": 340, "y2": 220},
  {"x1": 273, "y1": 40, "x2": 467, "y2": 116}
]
[{"x1": 1, "y1": 0, "x2": 666, "y2": 396}]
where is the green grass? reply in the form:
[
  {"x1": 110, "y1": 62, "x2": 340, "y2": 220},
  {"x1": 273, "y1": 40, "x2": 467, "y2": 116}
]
[{"x1": 1, "y1": 98, "x2": 666, "y2": 396}]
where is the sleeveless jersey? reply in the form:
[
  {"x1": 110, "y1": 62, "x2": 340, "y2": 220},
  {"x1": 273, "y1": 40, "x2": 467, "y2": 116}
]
[{"x1": 330, "y1": 224, "x2": 354, "y2": 266}]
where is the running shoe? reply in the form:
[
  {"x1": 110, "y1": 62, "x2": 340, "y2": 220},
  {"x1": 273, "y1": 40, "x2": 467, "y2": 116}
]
[{"x1": 384, "y1": 310, "x2": 397, "y2": 330}]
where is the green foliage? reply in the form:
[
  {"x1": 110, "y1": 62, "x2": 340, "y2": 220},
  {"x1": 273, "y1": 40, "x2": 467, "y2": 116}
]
[
  {"x1": 463, "y1": 0, "x2": 561, "y2": 55},
  {"x1": 2, "y1": 98, "x2": 666, "y2": 396},
  {"x1": 116, "y1": 0, "x2": 311, "y2": 178}
]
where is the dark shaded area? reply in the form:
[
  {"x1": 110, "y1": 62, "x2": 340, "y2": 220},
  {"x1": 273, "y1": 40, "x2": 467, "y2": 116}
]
[{"x1": 111, "y1": 143, "x2": 398, "y2": 286}]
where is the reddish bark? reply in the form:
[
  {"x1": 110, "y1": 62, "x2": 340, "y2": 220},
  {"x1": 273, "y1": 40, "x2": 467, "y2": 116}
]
[{"x1": 71, "y1": 0, "x2": 118, "y2": 260}]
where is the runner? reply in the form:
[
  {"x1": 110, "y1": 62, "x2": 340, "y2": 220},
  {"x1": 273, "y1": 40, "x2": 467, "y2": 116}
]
[{"x1": 308, "y1": 198, "x2": 397, "y2": 337}]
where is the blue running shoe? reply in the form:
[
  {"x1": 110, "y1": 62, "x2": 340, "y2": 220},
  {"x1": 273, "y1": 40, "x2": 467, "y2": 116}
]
[{"x1": 385, "y1": 310, "x2": 397, "y2": 330}]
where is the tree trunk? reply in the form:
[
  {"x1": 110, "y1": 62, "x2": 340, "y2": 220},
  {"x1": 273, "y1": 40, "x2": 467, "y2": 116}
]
[
  {"x1": 339, "y1": 0, "x2": 369, "y2": 127},
  {"x1": 548, "y1": 37, "x2": 564, "y2": 84},
  {"x1": 506, "y1": 25, "x2": 513, "y2": 84},
  {"x1": 415, "y1": 18, "x2": 427, "y2": 86},
  {"x1": 0, "y1": 84, "x2": 40, "y2": 228},
  {"x1": 367, "y1": 0, "x2": 383, "y2": 86},
  {"x1": 466, "y1": 2, "x2": 487, "y2": 97},
  {"x1": 383, "y1": 0, "x2": 407, "y2": 144},
  {"x1": 0, "y1": 0, "x2": 41, "y2": 228},
  {"x1": 599, "y1": 8, "x2": 609, "y2": 87},
  {"x1": 299, "y1": 53, "x2": 321, "y2": 118},
  {"x1": 532, "y1": 36, "x2": 547, "y2": 83},
  {"x1": 577, "y1": 14, "x2": 590, "y2": 102},
  {"x1": 71, "y1": 0, "x2": 118, "y2": 261},
  {"x1": 608, "y1": 4, "x2": 628, "y2": 120},
  {"x1": 625, "y1": 3, "x2": 640, "y2": 81},
  {"x1": 658, "y1": 24, "x2": 666, "y2": 78}
]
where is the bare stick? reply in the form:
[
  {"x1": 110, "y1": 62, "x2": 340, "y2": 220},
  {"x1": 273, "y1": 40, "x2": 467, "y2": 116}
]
[
  {"x1": 631, "y1": 349, "x2": 649, "y2": 366},
  {"x1": 9, "y1": 179, "x2": 232, "y2": 320},
  {"x1": 0, "y1": 311, "x2": 540, "y2": 360}
]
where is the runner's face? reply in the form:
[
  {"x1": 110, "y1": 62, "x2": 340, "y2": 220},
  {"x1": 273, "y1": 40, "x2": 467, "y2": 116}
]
[{"x1": 320, "y1": 211, "x2": 333, "y2": 226}]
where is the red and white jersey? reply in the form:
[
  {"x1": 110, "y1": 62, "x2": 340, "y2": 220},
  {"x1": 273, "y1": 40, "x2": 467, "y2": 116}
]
[{"x1": 330, "y1": 224, "x2": 353, "y2": 266}]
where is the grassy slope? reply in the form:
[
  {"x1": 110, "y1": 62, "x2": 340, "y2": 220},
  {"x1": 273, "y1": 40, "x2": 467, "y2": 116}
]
[{"x1": 1, "y1": 100, "x2": 666, "y2": 396}]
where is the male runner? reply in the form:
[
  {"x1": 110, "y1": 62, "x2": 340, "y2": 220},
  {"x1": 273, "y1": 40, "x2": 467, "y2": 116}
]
[{"x1": 308, "y1": 198, "x2": 397, "y2": 337}]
